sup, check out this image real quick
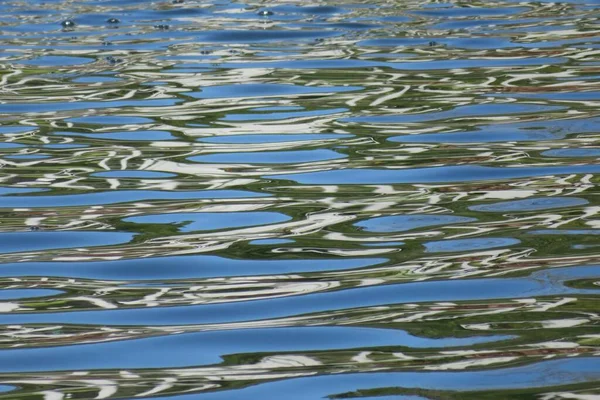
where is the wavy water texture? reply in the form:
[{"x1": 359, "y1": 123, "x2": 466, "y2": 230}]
[{"x1": 0, "y1": 0, "x2": 599, "y2": 399}]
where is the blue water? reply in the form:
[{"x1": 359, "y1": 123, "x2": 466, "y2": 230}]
[{"x1": 0, "y1": 0, "x2": 599, "y2": 399}]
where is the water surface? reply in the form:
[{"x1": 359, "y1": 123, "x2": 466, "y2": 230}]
[{"x1": 0, "y1": 0, "x2": 599, "y2": 399}]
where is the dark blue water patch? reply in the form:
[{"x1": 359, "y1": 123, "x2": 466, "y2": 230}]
[
  {"x1": 542, "y1": 148, "x2": 600, "y2": 158},
  {"x1": 198, "y1": 133, "x2": 352, "y2": 144},
  {"x1": 142, "y1": 81, "x2": 169, "y2": 87},
  {"x1": 0, "y1": 256, "x2": 386, "y2": 280},
  {"x1": 363, "y1": 241, "x2": 404, "y2": 247},
  {"x1": 0, "y1": 265, "x2": 594, "y2": 326},
  {"x1": 189, "y1": 149, "x2": 345, "y2": 164},
  {"x1": 0, "y1": 326, "x2": 511, "y2": 372},
  {"x1": 20, "y1": 55, "x2": 94, "y2": 66},
  {"x1": 0, "y1": 99, "x2": 180, "y2": 114},
  {"x1": 92, "y1": 171, "x2": 176, "y2": 178},
  {"x1": 424, "y1": 237, "x2": 520, "y2": 253},
  {"x1": 0, "y1": 231, "x2": 134, "y2": 253},
  {"x1": 345, "y1": 103, "x2": 565, "y2": 124},
  {"x1": 0, "y1": 289, "x2": 62, "y2": 300},
  {"x1": 123, "y1": 211, "x2": 291, "y2": 232},
  {"x1": 528, "y1": 230, "x2": 600, "y2": 235},
  {"x1": 161, "y1": 358, "x2": 600, "y2": 400},
  {"x1": 0, "y1": 126, "x2": 36, "y2": 134},
  {"x1": 72, "y1": 76, "x2": 122, "y2": 83},
  {"x1": 54, "y1": 130, "x2": 175, "y2": 141},
  {"x1": 0, "y1": 143, "x2": 24, "y2": 149},
  {"x1": 67, "y1": 115, "x2": 153, "y2": 125},
  {"x1": 0, "y1": 187, "x2": 47, "y2": 196},
  {"x1": 469, "y1": 197, "x2": 588, "y2": 212},
  {"x1": 0, "y1": 190, "x2": 268, "y2": 208},
  {"x1": 249, "y1": 239, "x2": 294, "y2": 245},
  {"x1": 266, "y1": 165, "x2": 600, "y2": 185},
  {"x1": 4, "y1": 154, "x2": 50, "y2": 160},
  {"x1": 356, "y1": 215, "x2": 476, "y2": 233},
  {"x1": 222, "y1": 108, "x2": 348, "y2": 121},
  {"x1": 190, "y1": 83, "x2": 361, "y2": 99},
  {"x1": 377, "y1": 15, "x2": 412, "y2": 22}
]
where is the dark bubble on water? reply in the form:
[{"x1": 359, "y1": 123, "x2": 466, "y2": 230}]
[
  {"x1": 105, "y1": 56, "x2": 123, "y2": 65},
  {"x1": 257, "y1": 10, "x2": 274, "y2": 16},
  {"x1": 61, "y1": 19, "x2": 76, "y2": 28},
  {"x1": 107, "y1": 18, "x2": 120, "y2": 24},
  {"x1": 154, "y1": 24, "x2": 170, "y2": 30}
]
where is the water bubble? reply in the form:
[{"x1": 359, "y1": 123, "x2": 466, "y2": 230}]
[
  {"x1": 154, "y1": 24, "x2": 170, "y2": 30},
  {"x1": 257, "y1": 10, "x2": 274, "y2": 16},
  {"x1": 61, "y1": 19, "x2": 76, "y2": 28},
  {"x1": 107, "y1": 18, "x2": 120, "y2": 24},
  {"x1": 104, "y1": 56, "x2": 122, "y2": 65}
]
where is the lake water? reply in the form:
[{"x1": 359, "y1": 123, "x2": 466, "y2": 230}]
[{"x1": 0, "y1": 0, "x2": 599, "y2": 399}]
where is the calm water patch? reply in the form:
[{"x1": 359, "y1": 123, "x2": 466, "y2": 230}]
[{"x1": 0, "y1": 232, "x2": 134, "y2": 253}]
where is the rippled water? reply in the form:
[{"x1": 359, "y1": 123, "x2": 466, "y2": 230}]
[{"x1": 1, "y1": 0, "x2": 600, "y2": 398}]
